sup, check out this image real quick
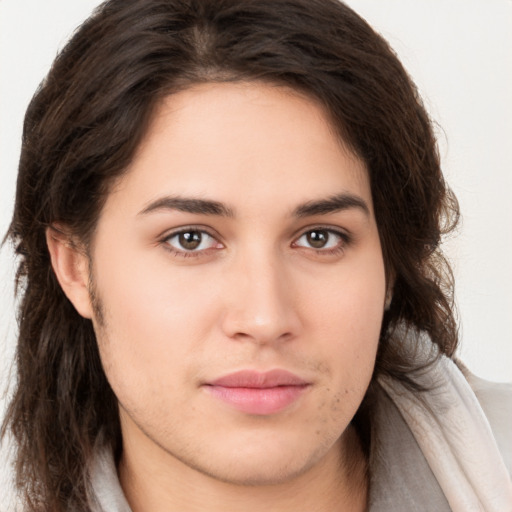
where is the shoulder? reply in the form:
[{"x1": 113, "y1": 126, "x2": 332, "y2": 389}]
[
  {"x1": 376, "y1": 348, "x2": 512, "y2": 510},
  {"x1": 457, "y1": 361, "x2": 512, "y2": 476}
]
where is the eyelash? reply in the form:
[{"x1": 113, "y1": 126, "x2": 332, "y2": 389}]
[
  {"x1": 292, "y1": 227, "x2": 351, "y2": 256},
  {"x1": 161, "y1": 227, "x2": 221, "y2": 258},
  {"x1": 160, "y1": 226, "x2": 351, "y2": 259}
]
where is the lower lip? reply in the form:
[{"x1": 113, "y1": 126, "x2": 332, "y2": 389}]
[{"x1": 204, "y1": 385, "x2": 309, "y2": 415}]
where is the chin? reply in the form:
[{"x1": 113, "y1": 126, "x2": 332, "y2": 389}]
[
  {"x1": 200, "y1": 454, "x2": 317, "y2": 487},
  {"x1": 183, "y1": 434, "x2": 333, "y2": 487}
]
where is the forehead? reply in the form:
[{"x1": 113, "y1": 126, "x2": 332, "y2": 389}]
[{"x1": 106, "y1": 81, "x2": 371, "y2": 216}]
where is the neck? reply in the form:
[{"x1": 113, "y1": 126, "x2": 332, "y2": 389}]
[{"x1": 118, "y1": 425, "x2": 368, "y2": 512}]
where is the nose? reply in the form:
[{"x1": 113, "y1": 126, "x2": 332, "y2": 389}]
[{"x1": 220, "y1": 250, "x2": 301, "y2": 345}]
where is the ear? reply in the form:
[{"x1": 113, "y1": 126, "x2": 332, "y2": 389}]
[
  {"x1": 384, "y1": 272, "x2": 395, "y2": 311},
  {"x1": 46, "y1": 226, "x2": 93, "y2": 319},
  {"x1": 384, "y1": 289, "x2": 393, "y2": 311}
]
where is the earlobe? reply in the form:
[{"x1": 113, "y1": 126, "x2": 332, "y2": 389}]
[
  {"x1": 384, "y1": 290, "x2": 393, "y2": 311},
  {"x1": 45, "y1": 227, "x2": 93, "y2": 319},
  {"x1": 384, "y1": 273, "x2": 395, "y2": 311}
]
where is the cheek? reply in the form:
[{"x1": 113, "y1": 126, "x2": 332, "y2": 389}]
[
  {"x1": 90, "y1": 248, "x2": 222, "y2": 404},
  {"x1": 307, "y1": 253, "x2": 385, "y2": 347},
  {"x1": 95, "y1": 242, "x2": 219, "y2": 338},
  {"x1": 305, "y1": 253, "x2": 385, "y2": 403}
]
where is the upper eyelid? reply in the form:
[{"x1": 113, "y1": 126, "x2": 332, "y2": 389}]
[
  {"x1": 160, "y1": 225, "x2": 222, "y2": 242},
  {"x1": 160, "y1": 227, "x2": 222, "y2": 258},
  {"x1": 292, "y1": 224, "x2": 351, "y2": 240}
]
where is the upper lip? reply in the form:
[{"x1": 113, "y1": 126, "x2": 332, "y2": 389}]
[{"x1": 207, "y1": 369, "x2": 309, "y2": 388}]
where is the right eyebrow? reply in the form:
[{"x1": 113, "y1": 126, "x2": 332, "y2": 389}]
[{"x1": 138, "y1": 196, "x2": 235, "y2": 217}]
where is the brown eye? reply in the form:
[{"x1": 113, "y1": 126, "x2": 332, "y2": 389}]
[
  {"x1": 294, "y1": 228, "x2": 346, "y2": 251},
  {"x1": 178, "y1": 231, "x2": 202, "y2": 250},
  {"x1": 164, "y1": 229, "x2": 219, "y2": 254},
  {"x1": 306, "y1": 230, "x2": 329, "y2": 249}
]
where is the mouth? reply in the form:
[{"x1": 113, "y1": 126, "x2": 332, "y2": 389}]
[{"x1": 203, "y1": 369, "x2": 311, "y2": 415}]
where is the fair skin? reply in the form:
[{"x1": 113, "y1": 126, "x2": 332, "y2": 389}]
[{"x1": 48, "y1": 82, "x2": 387, "y2": 511}]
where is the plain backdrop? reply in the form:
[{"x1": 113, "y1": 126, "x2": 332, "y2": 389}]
[{"x1": 1, "y1": 0, "x2": 511, "y2": 506}]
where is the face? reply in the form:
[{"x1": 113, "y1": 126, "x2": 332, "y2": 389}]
[{"x1": 87, "y1": 82, "x2": 386, "y2": 485}]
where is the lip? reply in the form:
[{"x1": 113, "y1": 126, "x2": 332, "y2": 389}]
[{"x1": 203, "y1": 370, "x2": 310, "y2": 415}]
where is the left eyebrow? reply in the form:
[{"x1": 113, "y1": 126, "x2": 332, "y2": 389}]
[{"x1": 293, "y1": 193, "x2": 370, "y2": 218}]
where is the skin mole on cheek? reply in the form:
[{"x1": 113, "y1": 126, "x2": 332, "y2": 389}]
[{"x1": 330, "y1": 393, "x2": 343, "y2": 413}]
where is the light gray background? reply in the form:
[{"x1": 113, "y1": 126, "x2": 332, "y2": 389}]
[{"x1": 1, "y1": 0, "x2": 511, "y2": 507}]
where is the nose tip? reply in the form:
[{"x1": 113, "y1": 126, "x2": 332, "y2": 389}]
[
  {"x1": 228, "y1": 314, "x2": 294, "y2": 345},
  {"x1": 220, "y1": 261, "x2": 300, "y2": 345}
]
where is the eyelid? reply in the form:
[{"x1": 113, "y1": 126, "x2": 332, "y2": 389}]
[
  {"x1": 160, "y1": 224, "x2": 223, "y2": 242},
  {"x1": 160, "y1": 225, "x2": 224, "y2": 257},
  {"x1": 291, "y1": 225, "x2": 352, "y2": 252},
  {"x1": 292, "y1": 224, "x2": 351, "y2": 242}
]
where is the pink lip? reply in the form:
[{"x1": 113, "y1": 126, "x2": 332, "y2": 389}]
[{"x1": 203, "y1": 370, "x2": 310, "y2": 415}]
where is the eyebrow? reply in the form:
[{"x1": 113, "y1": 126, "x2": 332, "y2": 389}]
[
  {"x1": 138, "y1": 196, "x2": 235, "y2": 217},
  {"x1": 138, "y1": 192, "x2": 370, "y2": 219},
  {"x1": 292, "y1": 193, "x2": 370, "y2": 218}
]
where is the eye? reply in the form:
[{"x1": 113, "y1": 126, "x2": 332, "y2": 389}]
[
  {"x1": 163, "y1": 228, "x2": 221, "y2": 255},
  {"x1": 293, "y1": 228, "x2": 347, "y2": 251}
]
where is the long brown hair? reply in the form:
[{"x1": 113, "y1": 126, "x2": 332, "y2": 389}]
[{"x1": 2, "y1": 0, "x2": 459, "y2": 509}]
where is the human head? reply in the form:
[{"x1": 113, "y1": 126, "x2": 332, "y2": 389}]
[{"x1": 3, "y1": 0, "x2": 458, "y2": 509}]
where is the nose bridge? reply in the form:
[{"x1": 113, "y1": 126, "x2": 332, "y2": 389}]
[{"x1": 221, "y1": 243, "x2": 299, "y2": 343}]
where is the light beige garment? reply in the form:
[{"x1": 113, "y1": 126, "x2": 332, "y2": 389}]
[
  {"x1": 374, "y1": 356, "x2": 512, "y2": 512},
  {"x1": 88, "y1": 352, "x2": 512, "y2": 511}
]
